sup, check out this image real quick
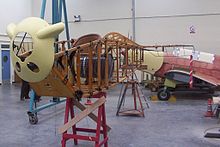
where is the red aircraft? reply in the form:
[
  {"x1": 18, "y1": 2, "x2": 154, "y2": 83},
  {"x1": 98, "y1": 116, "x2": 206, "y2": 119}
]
[{"x1": 141, "y1": 45, "x2": 220, "y2": 100}]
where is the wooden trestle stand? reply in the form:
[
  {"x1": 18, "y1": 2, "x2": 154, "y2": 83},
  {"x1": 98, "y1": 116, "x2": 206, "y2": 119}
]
[
  {"x1": 116, "y1": 66, "x2": 148, "y2": 117},
  {"x1": 59, "y1": 92, "x2": 108, "y2": 147}
]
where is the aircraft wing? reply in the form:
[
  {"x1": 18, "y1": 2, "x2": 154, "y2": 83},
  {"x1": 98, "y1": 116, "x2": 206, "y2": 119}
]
[
  {"x1": 193, "y1": 72, "x2": 220, "y2": 86},
  {"x1": 165, "y1": 69, "x2": 220, "y2": 86}
]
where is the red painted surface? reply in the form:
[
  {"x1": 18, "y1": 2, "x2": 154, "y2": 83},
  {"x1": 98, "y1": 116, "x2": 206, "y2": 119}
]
[
  {"x1": 62, "y1": 93, "x2": 108, "y2": 147},
  {"x1": 189, "y1": 55, "x2": 193, "y2": 88},
  {"x1": 155, "y1": 53, "x2": 220, "y2": 85},
  {"x1": 204, "y1": 98, "x2": 214, "y2": 117}
]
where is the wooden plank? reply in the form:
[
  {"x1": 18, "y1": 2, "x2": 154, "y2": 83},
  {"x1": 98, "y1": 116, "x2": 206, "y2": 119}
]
[
  {"x1": 132, "y1": 48, "x2": 134, "y2": 63},
  {"x1": 105, "y1": 41, "x2": 109, "y2": 87},
  {"x1": 135, "y1": 48, "x2": 138, "y2": 65},
  {"x1": 125, "y1": 46, "x2": 128, "y2": 75},
  {"x1": 97, "y1": 43, "x2": 101, "y2": 87},
  {"x1": 64, "y1": 54, "x2": 68, "y2": 75},
  {"x1": 61, "y1": 42, "x2": 65, "y2": 51},
  {"x1": 88, "y1": 45, "x2": 93, "y2": 93},
  {"x1": 73, "y1": 97, "x2": 111, "y2": 132},
  {"x1": 141, "y1": 48, "x2": 144, "y2": 61},
  {"x1": 139, "y1": 48, "x2": 142, "y2": 65},
  {"x1": 55, "y1": 40, "x2": 100, "y2": 59},
  {"x1": 76, "y1": 51, "x2": 81, "y2": 88},
  {"x1": 58, "y1": 97, "x2": 106, "y2": 134},
  {"x1": 116, "y1": 42, "x2": 119, "y2": 82}
]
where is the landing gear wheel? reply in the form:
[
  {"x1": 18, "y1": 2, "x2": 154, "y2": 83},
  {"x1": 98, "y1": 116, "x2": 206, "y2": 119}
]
[
  {"x1": 157, "y1": 88, "x2": 171, "y2": 101},
  {"x1": 28, "y1": 112, "x2": 38, "y2": 125}
]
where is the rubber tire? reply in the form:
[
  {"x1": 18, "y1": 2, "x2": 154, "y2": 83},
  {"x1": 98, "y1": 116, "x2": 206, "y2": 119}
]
[
  {"x1": 29, "y1": 113, "x2": 38, "y2": 125},
  {"x1": 157, "y1": 88, "x2": 171, "y2": 101}
]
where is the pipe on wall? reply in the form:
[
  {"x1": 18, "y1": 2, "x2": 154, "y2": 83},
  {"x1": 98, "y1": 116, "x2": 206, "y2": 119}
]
[{"x1": 132, "y1": 0, "x2": 136, "y2": 41}]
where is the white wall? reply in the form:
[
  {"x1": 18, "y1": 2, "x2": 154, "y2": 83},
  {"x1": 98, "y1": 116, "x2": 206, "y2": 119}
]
[
  {"x1": 0, "y1": 0, "x2": 31, "y2": 39},
  {"x1": 68, "y1": 0, "x2": 132, "y2": 37},
  {"x1": 0, "y1": 0, "x2": 31, "y2": 84},
  {"x1": 32, "y1": 0, "x2": 132, "y2": 39},
  {"x1": 136, "y1": 0, "x2": 220, "y2": 54},
  {"x1": 31, "y1": 0, "x2": 220, "y2": 54}
]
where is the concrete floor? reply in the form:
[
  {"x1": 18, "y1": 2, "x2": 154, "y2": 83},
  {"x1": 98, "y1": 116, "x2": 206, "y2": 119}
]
[{"x1": 0, "y1": 83, "x2": 220, "y2": 147}]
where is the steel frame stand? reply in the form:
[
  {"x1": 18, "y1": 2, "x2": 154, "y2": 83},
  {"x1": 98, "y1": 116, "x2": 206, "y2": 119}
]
[
  {"x1": 61, "y1": 92, "x2": 108, "y2": 147},
  {"x1": 27, "y1": 90, "x2": 66, "y2": 124},
  {"x1": 116, "y1": 74, "x2": 146, "y2": 117}
]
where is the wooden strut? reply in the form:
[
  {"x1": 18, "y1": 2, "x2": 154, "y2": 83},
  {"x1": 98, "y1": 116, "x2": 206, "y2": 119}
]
[
  {"x1": 73, "y1": 98, "x2": 111, "y2": 131},
  {"x1": 59, "y1": 97, "x2": 106, "y2": 133},
  {"x1": 59, "y1": 93, "x2": 108, "y2": 147}
]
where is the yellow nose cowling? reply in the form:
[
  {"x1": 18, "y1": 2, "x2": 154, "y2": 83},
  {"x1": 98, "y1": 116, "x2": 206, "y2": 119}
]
[
  {"x1": 142, "y1": 51, "x2": 164, "y2": 74},
  {"x1": 6, "y1": 17, "x2": 64, "y2": 82}
]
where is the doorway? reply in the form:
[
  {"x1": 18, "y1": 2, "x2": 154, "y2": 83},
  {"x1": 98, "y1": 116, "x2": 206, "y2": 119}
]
[{"x1": 2, "y1": 50, "x2": 10, "y2": 84}]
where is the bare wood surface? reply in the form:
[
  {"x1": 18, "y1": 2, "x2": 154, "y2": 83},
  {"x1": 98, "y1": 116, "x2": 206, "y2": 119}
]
[
  {"x1": 73, "y1": 98, "x2": 111, "y2": 131},
  {"x1": 88, "y1": 46, "x2": 93, "y2": 93},
  {"x1": 105, "y1": 41, "x2": 109, "y2": 87},
  {"x1": 58, "y1": 97, "x2": 106, "y2": 134},
  {"x1": 55, "y1": 40, "x2": 100, "y2": 59},
  {"x1": 116, "y1": 42, "x2": 119, "y2": 82},
  {"x1": 97, "y1": 44, "x2": 101, "y2": 87},
  {"x1": 76, "y1": 51, "x2": 81, "y2": 88},
  {"x1": 30, "y1": 69, "x2": 75, "y2": 97}
]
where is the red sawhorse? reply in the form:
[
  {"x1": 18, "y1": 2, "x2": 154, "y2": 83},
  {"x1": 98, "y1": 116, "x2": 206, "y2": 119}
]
[{"x1": 59, "y1": 92, "x2": 108, "y2": 147}]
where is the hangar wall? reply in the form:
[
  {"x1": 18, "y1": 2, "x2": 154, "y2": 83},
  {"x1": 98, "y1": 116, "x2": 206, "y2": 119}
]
[
  {"x1": 136, "y1": 0, "x2": 220, "y2": 54},
  {"x1": 0, "y1": 0, "x2": 31, "y2": 84},
  {"x1": 0, "y1": 0, "x2": 31, "y2": 41},
  {"x1": 30, "y1": 0, "x2": 220, "y2": 55},
  {"x1": 31, "y1": 0, "x2": 132, "y2": 39}
]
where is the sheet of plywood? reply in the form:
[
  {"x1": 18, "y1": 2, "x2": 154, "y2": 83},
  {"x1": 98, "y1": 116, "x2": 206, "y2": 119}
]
[{"x1": 30, "y1": 70, "x2": 74, "y2": 97}]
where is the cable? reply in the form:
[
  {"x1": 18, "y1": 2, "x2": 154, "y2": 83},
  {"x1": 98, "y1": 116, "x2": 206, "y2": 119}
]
[
  {"x1": 67, "y1": 12, "x2": 220, "y2": 23},
  {"x1": 133, "y1": 72, "x2": 150, "y2": 108},
  {"x1": 16, "y1": 32, "x2": 27, "y2": 56},
  {"x1": 117, "y1": 83, "x2": 125, "y2": 109}
]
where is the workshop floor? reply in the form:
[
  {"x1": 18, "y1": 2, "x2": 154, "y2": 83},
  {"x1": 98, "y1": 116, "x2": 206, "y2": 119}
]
[{"x1": 0, "y1": 83, "x2": 220, "y2": 147}]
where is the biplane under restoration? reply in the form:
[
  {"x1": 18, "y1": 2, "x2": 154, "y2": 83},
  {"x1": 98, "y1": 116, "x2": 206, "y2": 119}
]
[
  {"x1": 7, "y1": 17, "x2": 220, "y2": 103},
  {"x1": 7, "y1": 17, "x2": 149, "y2": 146},
  {"x1": 7, "y1": 17, "x2": 146, "y2": 98},
  {"x1": 7, "y1": 17, "x2": 148, "y2": 127},
  {"x1": 7, "y1": 17, "x2": 220, "y2": 146}
]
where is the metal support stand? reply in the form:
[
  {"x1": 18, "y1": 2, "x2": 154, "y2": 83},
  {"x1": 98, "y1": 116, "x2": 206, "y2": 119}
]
[
  {"x1": 27, "y1": 90, "x2": 66, "y2": 124},
  {"x1": 61, "y1": 92, "x2": 108, "y2": 147}
]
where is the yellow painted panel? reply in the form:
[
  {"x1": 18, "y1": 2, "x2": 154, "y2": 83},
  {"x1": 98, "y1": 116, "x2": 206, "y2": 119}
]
[
  {"x1": 7, "y1": 17, "x2": 64, "y2": 82},
  {"x1": 164, "y1": 79, "x2": 176, "y2": 88},
  {"x1": 142, "y1": 51, "x2": 164, "y2": 74},
  {"x1": 151, "y1": 95, "x2": 176, "y2": 102}
]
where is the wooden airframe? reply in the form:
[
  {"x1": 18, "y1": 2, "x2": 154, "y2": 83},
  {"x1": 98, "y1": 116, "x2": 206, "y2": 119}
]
[
  {"x1": 22, "y1": 32, "x2": 146, "y2": 133},
  {"x1": 29, "y1": 32, "x2": 145, "y2": 99}
]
